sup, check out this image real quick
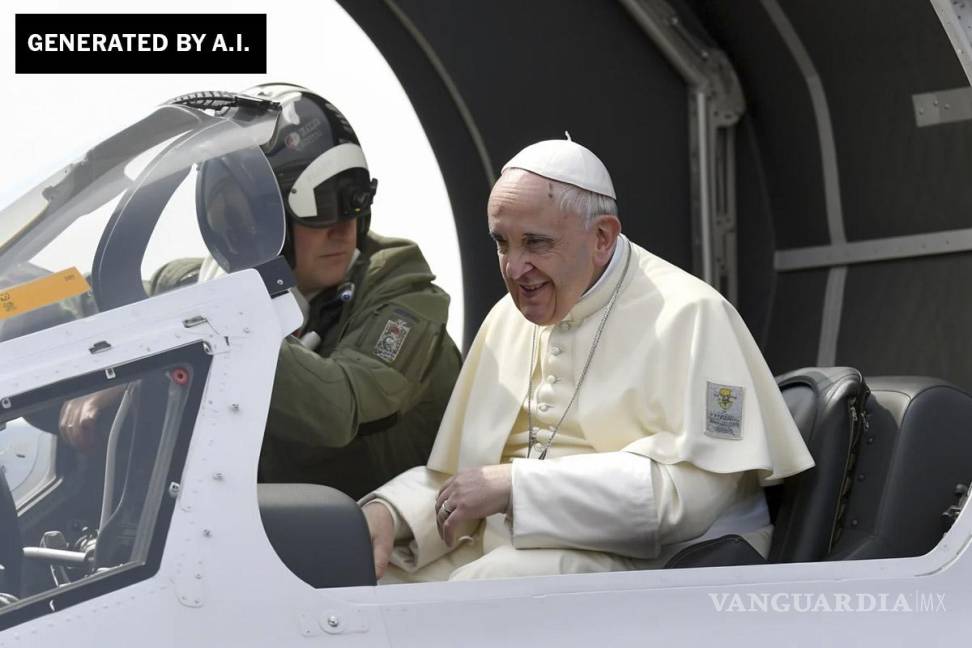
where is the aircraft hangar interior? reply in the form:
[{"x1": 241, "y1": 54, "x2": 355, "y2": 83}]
[{"x1": 339, "y1": 0, "x2": 972, "y2": 391}]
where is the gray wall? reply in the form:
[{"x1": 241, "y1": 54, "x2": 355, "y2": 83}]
[{"x1": 692, "y1": 0, "x2": 972, "y2": 389}]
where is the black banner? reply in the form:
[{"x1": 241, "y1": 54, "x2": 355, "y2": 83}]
[{"x1": 15, "y1": 14, "x2": 266, "y2": 74}]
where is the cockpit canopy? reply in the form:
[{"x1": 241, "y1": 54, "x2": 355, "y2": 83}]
[{"x1": 0, "y1": 99, "x2": 286, "y2": 341}]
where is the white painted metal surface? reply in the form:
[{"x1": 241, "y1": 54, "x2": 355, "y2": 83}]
[
  {"x1": 931, "y1": 0, "x2": 972, "y2": 86},
  {"x1": 0, "y1": 270, "x2": 968, "y2": 647}
]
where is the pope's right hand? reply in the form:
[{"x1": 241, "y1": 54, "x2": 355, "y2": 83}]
[
  {"x1": 362, "y1": 502, "x2": 395, "y2": 579},
  {"x1": 59, "y1": 385, "x2": 126, "y2": 454}
]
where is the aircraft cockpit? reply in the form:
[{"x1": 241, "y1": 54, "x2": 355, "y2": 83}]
[{"x1": 0, "y1": 95, "x2": 300, "y2": 622}]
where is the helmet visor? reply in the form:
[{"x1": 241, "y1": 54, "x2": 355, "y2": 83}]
[{"x1": 294, "y1": 167, "x2": 375, "y2": 228}]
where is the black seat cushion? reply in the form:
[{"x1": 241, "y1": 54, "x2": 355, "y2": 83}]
[
  {"x1": 664, "y1": 534, "x2": 766, "y2": 569},
  {"x1": 826, "y1": 378, "x2": 972, "y2": 561}
]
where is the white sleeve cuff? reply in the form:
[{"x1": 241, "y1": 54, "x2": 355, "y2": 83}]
[{"x1": 511, "y1": 451, "x2": 660, "y2": 559}]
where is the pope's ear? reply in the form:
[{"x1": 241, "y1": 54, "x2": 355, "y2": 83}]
[{"x1": 591, "y1": 214, "x2": 621, "y2": 264}]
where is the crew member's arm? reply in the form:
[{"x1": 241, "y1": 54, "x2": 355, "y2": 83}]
[
  {"x1": 267, "y1": 286, "x2": 454, "y2": 448},
  {"x1": 147, "y1": 255, "x2": 455, "y2": 450}
]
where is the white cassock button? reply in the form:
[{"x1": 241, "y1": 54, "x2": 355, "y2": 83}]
[
  {"x1": 538, "y1": 403, "x2": 550, "y2": 412},
  {"x1": 546, "y1": 375, "x2": 558, "y2": 384},
  {"x1": 559, "y1": 321, "x2": 571, "y2": 331},
  {"x1": 550, "y1": 346, "x2": 562, "y2": 356}
]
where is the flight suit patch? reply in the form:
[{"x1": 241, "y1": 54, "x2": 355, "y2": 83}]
[
  {"x1": 374, "y1": 318, "x2": 412, "y2": 363},
  {"x1": 705, "y1": 381, "x2": 744, "y2": 440}
]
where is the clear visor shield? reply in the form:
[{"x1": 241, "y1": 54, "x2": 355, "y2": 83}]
[{"x1": 0, "y1": 104, "x2": 285, "y2": 343}]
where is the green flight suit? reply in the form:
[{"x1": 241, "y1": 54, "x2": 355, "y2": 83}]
[{"x1": 151, "y1": 233, "x2": 462, "y2": 499}]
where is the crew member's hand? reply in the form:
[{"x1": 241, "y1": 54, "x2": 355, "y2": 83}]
[
  {"x1": 435, "y1": 464, "x2": 512, "y2": 546},
  {"x1": 362, "y1": 502, "x2": 395, "y2": 579},
  {"x1": 58, "y1": 385, "x2": 126, "y2": 454}
]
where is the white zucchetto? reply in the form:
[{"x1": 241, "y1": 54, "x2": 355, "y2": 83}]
[{"x1": 501, "y1": 139, "x2": 616, "y2": 199}]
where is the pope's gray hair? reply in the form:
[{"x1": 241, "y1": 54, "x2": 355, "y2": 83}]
[
  {"x1": 498, "y1": 167, "x2": 619, "y2": 228},
  {"x1": 552, "y1": 179, "x2": 619, "y2": 229}
]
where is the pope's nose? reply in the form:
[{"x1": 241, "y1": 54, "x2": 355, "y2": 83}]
[{"x1": 505, "y1": 253, "x2": 534, "y2": 281}]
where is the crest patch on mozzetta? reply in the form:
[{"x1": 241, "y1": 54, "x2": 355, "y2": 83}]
[
  {"x1": 374, "y1": 318, "x2": 412, "y2": 363},
  {"x1": 705, "y1": 381, "x2": 744, "y2": 440}
]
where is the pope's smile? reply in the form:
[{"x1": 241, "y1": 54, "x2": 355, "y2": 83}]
[{"x1": 518, "y1": 281, "x2": 550, "y2": 300}]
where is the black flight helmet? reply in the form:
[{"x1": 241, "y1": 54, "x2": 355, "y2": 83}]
[{"x1": 244, "y1": 83, "x2": 378, "y2": 265}]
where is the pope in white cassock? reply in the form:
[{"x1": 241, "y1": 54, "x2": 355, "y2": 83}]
[{"x1": 360, "y1": 139, "x2": 814, "y2": 582}]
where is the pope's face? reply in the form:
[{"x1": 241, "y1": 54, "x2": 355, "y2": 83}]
[
  {"x1": 291, "y1": 218, "x2": 357, "y2": 293},
  {"x1": 487, "y1": 170, "x2": 616, "y2": 325}
]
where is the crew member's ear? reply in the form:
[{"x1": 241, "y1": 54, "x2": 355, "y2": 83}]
[{"x1": 591, "y1": 214, "x2": 622, "y2": 266}]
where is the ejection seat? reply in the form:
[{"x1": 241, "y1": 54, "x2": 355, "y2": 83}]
[
  {"x1": 825, "y1": 377, "x2": 972, "y2": 561},
  {"x1": 666, "y1": 369, "x2": 972, "y2": 568}
]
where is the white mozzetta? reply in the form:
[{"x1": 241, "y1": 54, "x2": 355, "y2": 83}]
[{"x1": 367, "y1": 235, "x2": 812, "y2": 580}]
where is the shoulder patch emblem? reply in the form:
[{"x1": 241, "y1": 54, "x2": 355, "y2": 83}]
[
  {"x1": 705, "y1": 381, "x2": 744, "y2": 440},
  {"x1": 374, "y1": 318, "x2": 412, "y2": 363}
]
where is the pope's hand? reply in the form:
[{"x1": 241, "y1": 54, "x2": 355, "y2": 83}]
[
  {"x1": 362, "y1": 502, "x2": 395, "y2": 579},
  {"x1": 435, "y1": 464, "x2": 512, "y2": 546},
  {"x1": 59, "y1": 385, "x2": 126, "y2": 454}
]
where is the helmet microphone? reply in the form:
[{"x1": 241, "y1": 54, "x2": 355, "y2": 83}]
[{"x1": 337, "y1": 282, "x2": 355, "y2": 303}]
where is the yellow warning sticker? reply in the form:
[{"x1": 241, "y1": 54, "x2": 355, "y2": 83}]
[{"x1": 0, "y1": 268, "x2": 90, "y2": 321}]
